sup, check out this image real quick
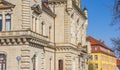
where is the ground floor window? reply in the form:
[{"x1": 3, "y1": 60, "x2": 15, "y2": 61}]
[
  {"x1": 0, "y1": 54, "x2": 6, "y2": 70},
  {"x1": 59, "y1": 60, "x2": 63, "y2": 70},
  {"x1": 95, "y1": 64, "x2": 98, "y2": 69}
]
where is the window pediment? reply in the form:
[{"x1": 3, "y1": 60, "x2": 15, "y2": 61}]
[{"x1": 0, "y1": 0, "x2": 15, "y2": 9}]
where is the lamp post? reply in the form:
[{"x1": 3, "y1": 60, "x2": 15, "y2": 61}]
[{"x1": 16, "y1": 56, "x2": 21, "y2": 70}]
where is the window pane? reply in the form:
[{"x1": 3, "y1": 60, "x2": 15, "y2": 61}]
[
  {"x1": 0, "y1": 15, "x2": 2, "y2": 31},
  {"x1": 94, "y1": 55, "x2": 98, "y2": 60},
  {"x1": 5, "y1": 14, "x2": 11, "y2": 31},
  {"x1": 0, "y1": 15, "x2": 2, "y2": 19},
  {"x1": 6, "y1": 20, "x2": 11, "y2": 31},
  {"x1": 5, "y1": 14, "x2": 11, "y2": 19}
]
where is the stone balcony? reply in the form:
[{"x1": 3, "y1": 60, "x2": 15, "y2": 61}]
[{"x1": 0, "y1": 30, "x2": 49, "y2": 46}]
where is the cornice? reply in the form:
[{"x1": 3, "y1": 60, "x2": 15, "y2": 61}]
[
  {"x1": 55, "y1": 45, "x2": 86, "y2": 52},
  {"x1": 0, "y1": 30, "x2": 49, "y2": 47},
  {"x1": 48, "y1": 0, "x2": 87, "y2": 19},
  {"x1": 48, "y1": 0, "x2": 67, "y2": 3}
]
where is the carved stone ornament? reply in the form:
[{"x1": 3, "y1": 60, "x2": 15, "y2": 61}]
[{"x1": 31, "y1": 4, "x2": 42, "y2": 14}]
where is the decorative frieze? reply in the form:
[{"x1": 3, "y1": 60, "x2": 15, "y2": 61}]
[
  {"x1": 56, "y1": 47, "x2": 71, "y2": 52},
  {"x1": 0, "y1": 30, "x2": 49, "y2": 46},
  {"x1": 0, "y1": 38, "x2": 28, "y2": 46},
  {"x1": 64, "y1": 10, "x2": 70, "y2": 43}
]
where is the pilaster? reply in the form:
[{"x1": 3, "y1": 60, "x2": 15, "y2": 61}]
[
  {"x1": 65, "y1": 54, "x2": 72, "y2": 70},
  {"x1": 22, "y1": 0, "x2": 30, "y2": 29},
  {"x1": 21, "y1": 45, "x2": 30, "y2": 70},
  {"x1": 64, "y1": 11, "x2": 70, "y2": 43}
]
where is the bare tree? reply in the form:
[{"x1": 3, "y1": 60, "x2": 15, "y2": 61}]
[
  {"x1": 111, "y1": 0, "x2": 120, "y2": 59},
  {"x1": 111, "y1": 38, "x2": 120, "y2": 58},
  {"x1": 113, "y1": 0, "x2": 120, "y2": 25}
]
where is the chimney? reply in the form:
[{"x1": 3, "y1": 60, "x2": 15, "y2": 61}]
[{"x1": 99, "y1": 39, "x2": 104, "y2": 43}]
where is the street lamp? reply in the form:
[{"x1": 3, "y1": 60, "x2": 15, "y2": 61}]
[{"x1": 16, "y1": 56, "x2": 21, "y2": 70}]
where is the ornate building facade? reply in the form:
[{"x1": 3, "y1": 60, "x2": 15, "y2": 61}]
[{"x1": 0, "y1": 0, "x2": 89, "y2": 70}]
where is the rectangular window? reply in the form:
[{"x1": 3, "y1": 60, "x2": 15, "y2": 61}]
[
  {"x1": 90, "y1": 55, "x2": 93, "y2": 60},
  {"x1": 5, "y1": 14, "x2": 11, "y2": 31},
  {"x1": 0, "y1": 54, "x2": 6, "y2": 70},
  {"x1": 95, "y1": 64, "x2": 98, "y2": 69},
  {"x1": 94, "y1": 55, "x2": 98, "y2": 60},
  {"x1": 0, "y1": 15, "x2": 2, "y2": 31},
  {"x1": 59, "y1": 60, "x2": 63, "y2": 70},
  {"x1": 35, "y1": 18, "x2": 37, "y2": 32}
]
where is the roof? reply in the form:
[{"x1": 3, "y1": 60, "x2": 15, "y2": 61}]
[
  {"x1": 88, "y1": 36, "x2": 113, "y2": 51},
  {"x1": 88, "y1": 36, "x2": 115, "y2": 57},
  {"x1": 117, "y1": 60, "x2": 120, "y2": 66}
]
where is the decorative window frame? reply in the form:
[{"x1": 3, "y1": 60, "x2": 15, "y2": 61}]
[
  {"x1": 0, "y1": 0, "x2": 15, "y2": 31},
  {"x1": 0, "y1": 51, "x2": 7, "y2": 70}
]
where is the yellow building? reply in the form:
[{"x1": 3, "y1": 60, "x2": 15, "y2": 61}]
[{"x1": 88, "y1": 36, "x2": 116, "y2": 70}]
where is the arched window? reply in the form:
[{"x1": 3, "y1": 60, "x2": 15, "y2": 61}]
[
  {"x1": 35, "y1": 18, "x2": 37, "y2": 32},
  {"x1": 49, "y1": 26, "x2": 51, "y2": 40},
  {"x1": 49, "y1": 58, "x2": 52, "y2": 70},
  {"x1": 41, "y1": 22, "x2": 45, "y2": 35},
  {"x1": 41, "y1": 22, "x2": 44, "y2": 35},
  {"x1": 32, "y1": 55, "x2": 36, "y2": 70},
  {"x1": 58, "y1": 60, "x2": 63, "y2": 70},
  {"x1": 0, "y1": 54, "x2": 6, "y2": 70},
  {"x1": 32, "y1": 15, "x2": 37, "y2": 32}
]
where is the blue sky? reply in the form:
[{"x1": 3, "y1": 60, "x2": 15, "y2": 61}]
[{"x1": 81, "y1": 0, "x2": 120, "y2": 48}]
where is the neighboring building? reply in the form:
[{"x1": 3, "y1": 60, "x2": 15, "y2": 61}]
[
  {"x1": 117, "y1": 60, "x2": 120, "y2": 70},
  {"x1": 0, "y1": 0, "x2": 89, "y2": 70},
  {"x1": 88, "y1": 36, "x2": 116, "y2": 70}
]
